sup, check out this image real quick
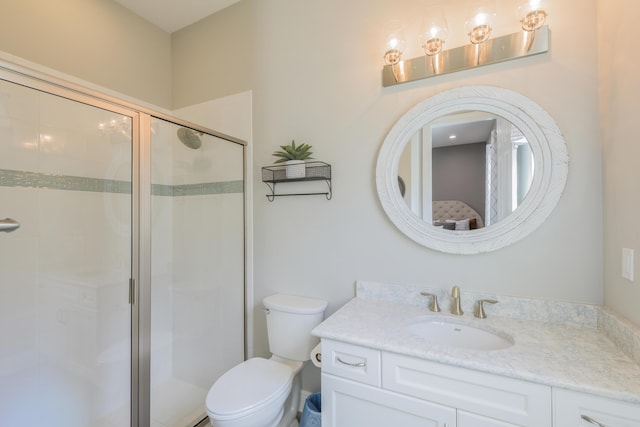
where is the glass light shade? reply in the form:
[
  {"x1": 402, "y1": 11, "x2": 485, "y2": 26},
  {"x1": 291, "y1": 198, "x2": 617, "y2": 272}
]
[
  {"x1": 384, "y1": 25, "x2": 407, "y2": 65},
  {"x1": 420, "y1": 8, "x2": 449, "y2": 56},
  {"x1": 465, "y1": 4, "x2": 496, "y2": 44},
  {"x1": 517, "y1": 0, "x2": 548, "y2": 31}
]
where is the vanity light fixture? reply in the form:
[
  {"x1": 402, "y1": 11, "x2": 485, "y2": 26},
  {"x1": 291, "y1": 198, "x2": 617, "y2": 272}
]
[{"x1": 381, "y1": 2, "x2": 550, "y2": 87}]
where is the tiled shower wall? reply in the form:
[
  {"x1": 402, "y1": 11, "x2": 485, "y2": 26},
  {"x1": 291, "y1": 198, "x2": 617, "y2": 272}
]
[{"x1": 0, "y1": 78, "x2": 245, "y2": 425}]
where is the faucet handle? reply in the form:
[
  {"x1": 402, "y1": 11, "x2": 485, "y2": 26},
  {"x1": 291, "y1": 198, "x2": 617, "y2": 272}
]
[
  {"x1": 450, "y1": 285, "x2": 464, "y2": 316},
  {"x1": 420, "y1": 292, "x2": 441, "y2": 312},
  {"x1": 474, "y1": 299, "x2": 498, "y2": 319},
  {"x1": 451, "y1": 285, "x2": 460, "y2": 298}
]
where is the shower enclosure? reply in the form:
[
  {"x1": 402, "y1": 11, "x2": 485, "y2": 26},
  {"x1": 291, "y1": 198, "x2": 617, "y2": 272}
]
[{"x1": 0, "y1": 63, "x2": 245, "y2": 427}]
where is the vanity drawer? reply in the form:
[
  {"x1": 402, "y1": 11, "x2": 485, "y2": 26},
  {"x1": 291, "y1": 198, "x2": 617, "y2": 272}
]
[
  {"x1": 322, "y1": 374, "x2": 456, "y2": 427},
  {"x1": 321, "y1": 339, "x2": 381, "y2": 386},
  {"x1": 553, "y1": 388, "x2": 640, "y2": 426},
  {"x1": 382, "y1": 352, "x2": 551, "y2": 426}
]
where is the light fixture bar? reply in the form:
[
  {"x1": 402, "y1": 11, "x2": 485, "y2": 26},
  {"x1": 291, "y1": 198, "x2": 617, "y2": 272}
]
[{"x1": 382, "y1": 26, "x2": 549, "y2": 87}]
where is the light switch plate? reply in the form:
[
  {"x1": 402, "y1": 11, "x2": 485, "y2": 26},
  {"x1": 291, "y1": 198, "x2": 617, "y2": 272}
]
[{"x1": 622, "y1": 248, "x2": 634, "y2": 281}]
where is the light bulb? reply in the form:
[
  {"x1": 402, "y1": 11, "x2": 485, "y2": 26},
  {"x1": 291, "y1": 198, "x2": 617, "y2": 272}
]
[
  {"x1": 383, "y1": 21, "x2": 406, "y2": 65},
  {"x1": 420, "y1": 8, "x2": 449, "y2": 56},
  {"x1": 465, "y1": 3, "x2": 496, "y2": 44},
  {"x1": 518, "y1": 0, "x2": 548, "y2": 31}
]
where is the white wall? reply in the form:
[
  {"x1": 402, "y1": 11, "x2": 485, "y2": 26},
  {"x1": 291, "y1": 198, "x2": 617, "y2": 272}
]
[
  {"x1": 174, "y1": 91, "x2": 254, "y2": 356},
  {"x1": 174, "y1": 91, "x2": 252, "y2": 142}
]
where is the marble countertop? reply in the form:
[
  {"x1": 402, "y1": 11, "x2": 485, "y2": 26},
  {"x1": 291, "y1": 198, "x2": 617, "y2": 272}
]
[{"x1": 312, "y1": 296, "x2": 640, "y2": 404}]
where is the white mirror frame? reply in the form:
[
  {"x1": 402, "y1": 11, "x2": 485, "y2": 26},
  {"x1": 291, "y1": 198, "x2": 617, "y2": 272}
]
[{"x1": 376, "y1": 86, "x2": 568, "y2": 254}]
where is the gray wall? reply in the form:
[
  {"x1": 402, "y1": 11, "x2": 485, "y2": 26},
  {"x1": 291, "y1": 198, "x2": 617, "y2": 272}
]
[
  {"x1": 0, "y1": 0, "x2": 172, "y2": 109},
  {"x1": 432, "y1": 142, "x2": 486, "y2": 220},
  {"x1": 600, "y1": 0, "x2": 640, "y2": 324},
  {"x1": 245, "y1": 0, "x2": 602, "y2": 355},
  {"x1": 8, "y1": 0, "x2": 640, "y2": 393},
  {"x1": 171, "y1": 0, "x2": 253, "y2": 109}
]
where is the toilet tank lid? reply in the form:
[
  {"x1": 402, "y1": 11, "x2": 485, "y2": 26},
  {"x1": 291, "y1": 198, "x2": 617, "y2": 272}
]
[{"x1": 263, "y1": 294, "x2": 328, "y2": 314}]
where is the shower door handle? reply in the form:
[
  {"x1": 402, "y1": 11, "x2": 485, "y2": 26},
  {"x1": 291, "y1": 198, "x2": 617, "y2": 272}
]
[{"x1": 0, "y1": 218, "x2": 20, "y2": 233}]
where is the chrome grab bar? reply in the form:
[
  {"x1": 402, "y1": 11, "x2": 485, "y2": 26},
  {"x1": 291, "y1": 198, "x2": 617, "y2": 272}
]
[
  {"x1": 0, "y1": 218, "x2": 20, "y2": 233},
  {"x1": 581, "y1": 415, "x2": 608, "y2": 427}
]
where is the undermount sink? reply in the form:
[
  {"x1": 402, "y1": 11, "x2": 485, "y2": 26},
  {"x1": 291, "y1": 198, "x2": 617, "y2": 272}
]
[{"x1": 406, "y1": 316, "x2": 514, "y2": 351}]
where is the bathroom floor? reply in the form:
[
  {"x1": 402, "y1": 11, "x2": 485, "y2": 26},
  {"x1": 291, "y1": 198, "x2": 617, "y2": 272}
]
[{"x1": 198, "y1": 411, "x2": 303, "y2": 427}]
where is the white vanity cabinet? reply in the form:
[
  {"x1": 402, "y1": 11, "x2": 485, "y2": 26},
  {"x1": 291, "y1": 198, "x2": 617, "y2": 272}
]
[
  {"x1": 322, "y1": 374, "x2": 456, "y2": 427},
  {"x1": 321, "y1": 339, "x2": 552, "y2": 427},
  {"x1": 553, "y1": 388, "x2": 640, "y2": 426}
]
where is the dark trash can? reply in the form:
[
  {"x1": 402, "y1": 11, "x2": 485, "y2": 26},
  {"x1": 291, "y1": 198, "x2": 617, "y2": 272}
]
[{"x1": 299, "y1": 392, "x2": 321, "y2": 427}]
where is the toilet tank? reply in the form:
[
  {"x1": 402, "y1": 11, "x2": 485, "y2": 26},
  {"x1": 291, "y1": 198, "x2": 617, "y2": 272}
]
[{"x1": 263, "y1": 294, "x2": 328, "y2": 362}]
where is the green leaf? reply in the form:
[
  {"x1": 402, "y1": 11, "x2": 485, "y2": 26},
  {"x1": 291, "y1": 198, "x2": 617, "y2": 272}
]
[{"x1": 272, "y1": 139, "x2": 315, "y2": 162}]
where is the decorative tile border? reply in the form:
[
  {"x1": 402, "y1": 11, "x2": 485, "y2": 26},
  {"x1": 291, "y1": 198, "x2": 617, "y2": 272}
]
[
  {"x1": 0, "y1": 169, "x2": 130, "y2": 194},
  {"x1": 0, "y1": 169, "x2": 242, "y2": 196},
  {"x1": 172, "y1": 180, "x2": 243, "y2": 196}
]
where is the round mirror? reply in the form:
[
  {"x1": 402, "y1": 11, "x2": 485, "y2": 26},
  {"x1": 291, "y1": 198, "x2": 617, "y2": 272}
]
[{"x1": 376, "y1": 86, "x2": 568, "y2": 254}]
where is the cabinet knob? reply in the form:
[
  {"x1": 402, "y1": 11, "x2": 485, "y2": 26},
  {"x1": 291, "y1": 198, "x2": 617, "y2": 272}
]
[{"x1": 581, "y1": 415, "x2": 608, "y2": 427}]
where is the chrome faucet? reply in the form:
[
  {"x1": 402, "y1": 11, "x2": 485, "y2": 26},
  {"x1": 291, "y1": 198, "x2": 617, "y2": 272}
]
[{"x1": 450, "y1": 286, "x2": 463, "y2": 316}]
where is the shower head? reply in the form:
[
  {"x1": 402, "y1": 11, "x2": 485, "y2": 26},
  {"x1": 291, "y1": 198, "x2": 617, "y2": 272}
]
[{"x1": 177, "y1": 127, "x2": 202, "y2": 149}]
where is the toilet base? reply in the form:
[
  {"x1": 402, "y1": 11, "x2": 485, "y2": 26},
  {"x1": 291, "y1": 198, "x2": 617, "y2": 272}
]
[
  {"x1": 282, "y1": 419, "x2": 298, "y2": 427},
  {"x1": 276, "y1": 371, "x2": 302, "y2": 427}
]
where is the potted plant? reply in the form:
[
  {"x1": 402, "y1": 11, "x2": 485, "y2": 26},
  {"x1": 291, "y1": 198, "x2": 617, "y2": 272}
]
[{"x1": 273, "y1": 140, "x2": 314, "y2": 178}]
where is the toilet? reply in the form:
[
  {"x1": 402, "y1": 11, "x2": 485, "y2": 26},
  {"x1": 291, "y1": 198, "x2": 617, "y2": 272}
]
[{"x1": 205, "y1": 294, "x2": 328, "y2": 427}]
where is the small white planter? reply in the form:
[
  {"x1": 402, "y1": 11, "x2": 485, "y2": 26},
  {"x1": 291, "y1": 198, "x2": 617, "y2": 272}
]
[{"x1": 285, "y1": 160, "x2": 306, "y2": 179}]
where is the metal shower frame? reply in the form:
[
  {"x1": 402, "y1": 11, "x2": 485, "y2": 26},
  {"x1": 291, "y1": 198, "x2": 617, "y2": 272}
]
[{"x1": 0, "y1": 59, "x2": 247, "y2": 427}]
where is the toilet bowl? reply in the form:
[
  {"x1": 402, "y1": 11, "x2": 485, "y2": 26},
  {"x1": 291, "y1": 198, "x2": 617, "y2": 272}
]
[
  {"x1": 205, "y1": 294, "x2": 327, "y2": 427},
  {"x1": 206, "y1": 358, "x2": 295, "y2": 427}
]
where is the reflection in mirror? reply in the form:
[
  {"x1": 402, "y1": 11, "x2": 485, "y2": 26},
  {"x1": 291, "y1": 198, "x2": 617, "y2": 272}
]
[{"x1": 397, "y1": 111, "x2": 534, "y2": 230}]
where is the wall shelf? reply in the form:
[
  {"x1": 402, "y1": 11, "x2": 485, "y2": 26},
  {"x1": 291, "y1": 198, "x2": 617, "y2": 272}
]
[{"x1": 262, "y1": 161, "x2": 332, "y2": 201}]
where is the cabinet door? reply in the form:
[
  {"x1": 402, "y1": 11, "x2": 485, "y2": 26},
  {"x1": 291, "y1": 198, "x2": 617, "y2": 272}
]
[
  {"x1": 554, "y1": 388, "x2": 640, "y2": 427},
  {"x1": 458, "y1": 410, "x2": 521, "y2": 426},
  {"x1": 383, "y1": 352, "x2": 551, "y2": 426},
  {"x1": 322, "y1": 374, "x2": 456, "y2": 427}
]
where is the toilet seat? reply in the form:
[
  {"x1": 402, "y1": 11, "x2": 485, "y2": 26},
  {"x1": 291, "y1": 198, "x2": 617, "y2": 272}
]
[{"x1": 206, "y1": 357, "x2": 293, "y2": 421}]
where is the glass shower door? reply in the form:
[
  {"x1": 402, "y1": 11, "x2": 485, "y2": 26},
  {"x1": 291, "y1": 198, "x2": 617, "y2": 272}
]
[
  {"x1": 0, "y1": 78, "x2": 134, "y2": 426},
  {"x1": 149, "y1": 118, "x2": 245, "y2": 427}
]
